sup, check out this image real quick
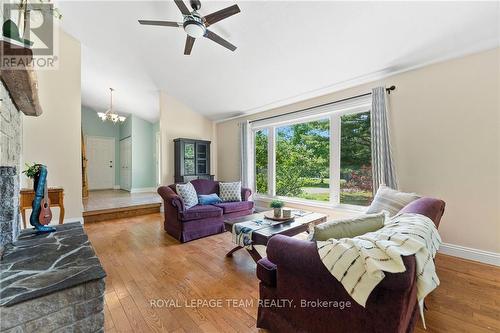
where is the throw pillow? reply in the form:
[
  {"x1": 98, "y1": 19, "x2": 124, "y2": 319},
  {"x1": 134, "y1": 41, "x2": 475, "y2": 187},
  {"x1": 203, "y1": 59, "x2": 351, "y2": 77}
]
[
  {"x1": 311, "y1": 212, "x2": 386, "y2": 241},
  {"x1": 366, "y1": 185, "x2": 420, "y2": 216},
  {"x1": 219, "y1": 181, "x2": 242, "y2": 202},
  {"x1": 176, "y1": 182, "x2": 198, "y2": 209},
  {"x1": 198, "y1": 193, "x2": 222, "y2": 205}
]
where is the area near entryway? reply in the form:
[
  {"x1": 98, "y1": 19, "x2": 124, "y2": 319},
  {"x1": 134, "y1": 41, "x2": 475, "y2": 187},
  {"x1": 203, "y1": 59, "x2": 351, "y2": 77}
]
[{"x1": 81, "y1": 106, "x2": 161, "y2": 222}]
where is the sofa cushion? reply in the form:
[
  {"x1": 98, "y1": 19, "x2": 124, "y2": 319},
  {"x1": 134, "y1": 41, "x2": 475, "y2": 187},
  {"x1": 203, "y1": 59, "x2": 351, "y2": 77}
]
[
  {"x1": 311, "y1": 212, "x2": 386, "y2": 241},
  {"x1": 198, "y1": 193, "x2": 222, "y2": 205},
  {"x1": 214, "y1": 201, "x2": 254, "y2": 214},
  {"x1": 366, "y1": 185, "x2": 420, "y2": 216},
  {"x1": 219, "y1": 181, "x2": 242, "y2": 202},
  {"x1": 191, "y1": 179, "x2": 219, "y2": 195},
  {"x1": 180, "y1": 205, "x2": 223, "y2": 221},
  {"x1": 176, "y1": 182, "x2": 199, "y2": 209}
]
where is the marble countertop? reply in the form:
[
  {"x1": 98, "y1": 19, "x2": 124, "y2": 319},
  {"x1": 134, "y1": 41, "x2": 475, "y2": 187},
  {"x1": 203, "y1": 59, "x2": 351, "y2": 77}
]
[{"x1": 0, "y1": 222, "x2": 106, "y2": 306}]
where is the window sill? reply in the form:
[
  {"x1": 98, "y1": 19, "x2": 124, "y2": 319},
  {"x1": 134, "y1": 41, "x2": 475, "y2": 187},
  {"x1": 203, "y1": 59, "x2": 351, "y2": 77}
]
[{"x1": 253, "y1": 194, "x2": 367, "y2": 214}]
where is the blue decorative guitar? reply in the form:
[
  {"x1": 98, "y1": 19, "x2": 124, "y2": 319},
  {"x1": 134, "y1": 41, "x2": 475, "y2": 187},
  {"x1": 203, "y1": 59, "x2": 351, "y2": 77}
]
[{"x1": 30, "y1": 165, "x2": 56, "y2": 233}]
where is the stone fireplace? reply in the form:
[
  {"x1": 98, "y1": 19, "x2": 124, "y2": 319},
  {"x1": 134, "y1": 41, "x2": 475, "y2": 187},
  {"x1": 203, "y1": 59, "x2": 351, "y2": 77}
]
[
  {"x1": 1, "y1": 78, "x2": 106, "y2": 331},
  {"x1": 0, "y1": 80, "x2": 22, "y2": 252}
]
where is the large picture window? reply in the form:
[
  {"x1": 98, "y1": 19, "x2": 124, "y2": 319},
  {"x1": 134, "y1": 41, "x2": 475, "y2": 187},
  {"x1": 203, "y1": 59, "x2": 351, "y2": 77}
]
[
  {"x1": 276, "y1": 119, "x2": 330, "y2": 201},
  {"x1": 252, "y1": 100, "x2": 373, "y2": 207},
  {"x1": 255, "y1": 129, "x2": 269, "y2": 194},
  {"x1": 340, "y1": 112, "x2": 373, "y2": 206}
]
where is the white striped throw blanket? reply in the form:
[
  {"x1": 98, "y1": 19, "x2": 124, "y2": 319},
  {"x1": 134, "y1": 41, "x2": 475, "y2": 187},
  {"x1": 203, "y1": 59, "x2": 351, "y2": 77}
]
[
  {"x1": 317, "y1": 213, "x2": 441, "y2": 327},
  {"x1": 232, "y1": 219, "x2": 271, "y2": 249}
]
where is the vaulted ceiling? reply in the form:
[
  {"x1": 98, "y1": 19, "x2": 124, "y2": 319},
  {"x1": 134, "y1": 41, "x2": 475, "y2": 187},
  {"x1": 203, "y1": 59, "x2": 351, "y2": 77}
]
[{"x1": 58, "y1": 1, "x2": 499, "y2": 122}]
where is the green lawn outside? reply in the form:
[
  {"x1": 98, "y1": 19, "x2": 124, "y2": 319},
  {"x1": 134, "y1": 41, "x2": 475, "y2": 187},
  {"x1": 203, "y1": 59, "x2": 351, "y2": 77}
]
[
  {"x1": 297, "y1": 177, "x2": 372, "y2": 206},
  {"x1": 340, "y1": 191, "x2": 372, "y2": 206},
  {"x1": 298, "y1": 192, "x2": 330, "y2": 201},
  {"x1": 301, "y1": 178, "x2": 330, "y2": 188}
]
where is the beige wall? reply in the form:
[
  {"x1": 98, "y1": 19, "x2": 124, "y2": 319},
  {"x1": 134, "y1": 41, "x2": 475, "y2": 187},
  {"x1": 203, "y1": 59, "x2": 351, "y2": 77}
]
[
  {"x1": 216, "y1": 48, "x2": 500, "y2": 253},
  {"x1": 159, "y1": 92, "x2": 216, "y2": 185},
  {"x1": 22, "y1": 29, "x2": 83, "y2": 223}
]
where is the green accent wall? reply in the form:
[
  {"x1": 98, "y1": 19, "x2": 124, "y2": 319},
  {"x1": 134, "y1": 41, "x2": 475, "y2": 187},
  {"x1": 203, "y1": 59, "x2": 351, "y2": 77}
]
[
  {"x1": 81, "y1": 106, "x2": 120, "y2": 185},
  {"x1": 82, "y1": 107, "x2": 156, "y2": 190},
  {"x1": 131, "y1": 115, "x2": 156, "y2": 189},
  {"x1": 119, "y1": 116, "x2": 132, "y2": 140}
]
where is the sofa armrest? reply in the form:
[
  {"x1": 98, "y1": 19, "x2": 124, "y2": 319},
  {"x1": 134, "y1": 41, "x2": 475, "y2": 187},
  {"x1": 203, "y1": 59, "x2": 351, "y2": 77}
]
[
  {"x1": 241, "y1": 187, "x2": 252, "y2": 201},
  {"x1": 257, "y1": 258, "x2": 277, "y2": 287},
  {"x1": 399, "y1": 197, "x2": 445, "y2": 228},
  {"x1": 266, "y1": 235, "x2": 416, "y2": 292},
  {"x1": 157, "y1": 186, "x2": 185, "y2": 212}
]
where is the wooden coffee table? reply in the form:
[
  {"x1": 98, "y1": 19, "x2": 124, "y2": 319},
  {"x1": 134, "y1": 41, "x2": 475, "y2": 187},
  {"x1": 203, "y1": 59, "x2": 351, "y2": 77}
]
[{"x1": 224, "y1": 210, "x2": 327, "y2": 262}]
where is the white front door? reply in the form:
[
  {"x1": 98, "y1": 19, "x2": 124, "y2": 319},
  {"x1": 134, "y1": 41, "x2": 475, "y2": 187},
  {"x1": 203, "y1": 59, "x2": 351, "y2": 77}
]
[
  {"x1": 120, "y1": 137, "x2": 132, "y2": 191},
  {"x1": 86, "y1": 136, "x2": 115, "y2": 190}
]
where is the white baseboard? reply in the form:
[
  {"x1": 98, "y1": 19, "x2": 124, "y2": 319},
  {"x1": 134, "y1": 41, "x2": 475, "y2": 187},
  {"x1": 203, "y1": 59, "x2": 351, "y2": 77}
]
[
  {"x1": 113, "y1": 185, "x2": 121, "y2": 190},
  {"x1": 439, "y1": 243, "x2": 500, "y2": 267},
  {"x1": 130, "y1": 187, "x2": 157, "y2": 193}
]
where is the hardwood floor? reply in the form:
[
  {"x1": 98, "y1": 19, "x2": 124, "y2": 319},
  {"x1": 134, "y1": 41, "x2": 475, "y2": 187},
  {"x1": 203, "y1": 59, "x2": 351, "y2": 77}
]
[{"x1": 84, "y1": 213, "x2": 500, "y2": 333}]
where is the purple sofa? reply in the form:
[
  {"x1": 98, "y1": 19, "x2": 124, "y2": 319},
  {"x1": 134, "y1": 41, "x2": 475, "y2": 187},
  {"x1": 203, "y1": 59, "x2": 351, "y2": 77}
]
[
  {"x1": 157, "y1": 179, "x2": 254, "y2": 242},
  {"x1": 257, "y1": 197, "x2": 446, "y2": 333}
]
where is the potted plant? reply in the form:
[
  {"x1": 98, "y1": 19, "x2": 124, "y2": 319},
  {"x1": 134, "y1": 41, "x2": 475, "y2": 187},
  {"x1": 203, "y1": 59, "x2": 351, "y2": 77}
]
[
  {"x1": 270, "y1": 200, "x2": 284, "y2": 218},
  {"x1": 22, "y1": 162, "x2": 41, "y2": 190}
]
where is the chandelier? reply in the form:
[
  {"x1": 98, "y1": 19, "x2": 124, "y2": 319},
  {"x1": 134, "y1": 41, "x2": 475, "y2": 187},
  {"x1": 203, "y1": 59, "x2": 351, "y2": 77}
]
[{"x1": 97, "y1": 88, "x2": 126, "y2": 123}]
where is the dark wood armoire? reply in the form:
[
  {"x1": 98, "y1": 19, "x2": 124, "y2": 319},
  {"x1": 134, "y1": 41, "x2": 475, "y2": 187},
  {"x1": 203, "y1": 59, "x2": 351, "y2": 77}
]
[{"x1": 174, "y1": 138, "x2": 214, "y2": 183}]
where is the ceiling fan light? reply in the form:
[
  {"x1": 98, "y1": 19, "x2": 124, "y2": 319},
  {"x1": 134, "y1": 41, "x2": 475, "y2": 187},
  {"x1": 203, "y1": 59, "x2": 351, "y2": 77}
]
[{"x1": 184, "y1": 22, "x2": 205, "y2": 38}]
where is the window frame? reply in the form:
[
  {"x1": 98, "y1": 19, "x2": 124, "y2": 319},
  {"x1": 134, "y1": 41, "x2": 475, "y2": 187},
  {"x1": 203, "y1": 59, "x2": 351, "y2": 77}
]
[{"x1": 251, "y1": 97, "x2": 372, "y2": 210}]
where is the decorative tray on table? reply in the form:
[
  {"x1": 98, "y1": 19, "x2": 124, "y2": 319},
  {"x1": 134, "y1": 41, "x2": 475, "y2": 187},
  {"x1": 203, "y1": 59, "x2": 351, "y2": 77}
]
[{"x1": 263, "y1": 213, "x2": 295, "y2": 225}]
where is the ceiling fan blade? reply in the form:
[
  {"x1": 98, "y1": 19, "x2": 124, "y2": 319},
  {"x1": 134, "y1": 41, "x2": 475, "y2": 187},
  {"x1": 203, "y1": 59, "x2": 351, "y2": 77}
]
[
  {"x1": 174, "y1": 0, "x2": 191, "y2": 15},
  {"x1": 184, "y1": 36, "x2": 195, "y2": 55},
  {"x1": 138, "y1": 20, "x2": 181, "y2": 27},
  {"x1": 204, "y1": 30, "x2": 236, "y2": 51},
  {"x1": 203, "y1": 4, "x2": 240, "y2": 27}
]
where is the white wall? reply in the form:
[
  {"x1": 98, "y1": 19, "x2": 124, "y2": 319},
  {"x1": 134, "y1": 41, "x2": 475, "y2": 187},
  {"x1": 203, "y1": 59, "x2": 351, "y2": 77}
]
[
  {"x1": 216, "y1": 48, "x2": 500, "y2": 255},
  {"x1": 22, "y1": 29, "x2": 83, "y2": 223},
  {"x1": 159, "y1": 92, "x2": 216, "y2": 185}
]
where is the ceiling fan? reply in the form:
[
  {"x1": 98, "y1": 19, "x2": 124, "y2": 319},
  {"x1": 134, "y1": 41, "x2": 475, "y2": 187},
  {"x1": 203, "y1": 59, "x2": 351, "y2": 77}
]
[{"x1": 138, "y1": 0, "x2": 241, "y2": 55}]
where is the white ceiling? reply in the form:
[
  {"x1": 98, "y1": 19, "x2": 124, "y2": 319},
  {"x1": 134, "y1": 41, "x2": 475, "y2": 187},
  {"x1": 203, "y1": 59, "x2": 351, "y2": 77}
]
[{"x1": 57, "y1": 1, "x2": 500, "y2": 122}]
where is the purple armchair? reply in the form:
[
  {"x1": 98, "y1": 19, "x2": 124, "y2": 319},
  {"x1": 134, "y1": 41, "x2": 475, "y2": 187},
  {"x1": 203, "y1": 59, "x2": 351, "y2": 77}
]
[
  {"x1": 157, "y1": 179, "x2": 254, "y2": 242},
  {"x1": 257, "y1": 197, "x2": 445, "y2": 333}
]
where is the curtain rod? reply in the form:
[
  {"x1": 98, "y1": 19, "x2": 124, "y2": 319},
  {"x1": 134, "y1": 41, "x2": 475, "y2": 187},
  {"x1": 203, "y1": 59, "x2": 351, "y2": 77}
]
[{"x1": 249, "y1": 85, "x2": 396, "y2": 124}]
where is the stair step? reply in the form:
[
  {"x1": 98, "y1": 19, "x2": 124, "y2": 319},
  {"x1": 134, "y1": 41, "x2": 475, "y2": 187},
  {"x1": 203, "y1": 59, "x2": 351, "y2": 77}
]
[{"x1": 83, "y1": 203, "x2": 161, "y2": 223}]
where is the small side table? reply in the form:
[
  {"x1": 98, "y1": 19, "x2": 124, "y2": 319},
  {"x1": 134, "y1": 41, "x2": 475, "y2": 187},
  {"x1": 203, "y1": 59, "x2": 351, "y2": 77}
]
[{"x1": 20, "y1": 187, "x2": 65, "y2": 228}]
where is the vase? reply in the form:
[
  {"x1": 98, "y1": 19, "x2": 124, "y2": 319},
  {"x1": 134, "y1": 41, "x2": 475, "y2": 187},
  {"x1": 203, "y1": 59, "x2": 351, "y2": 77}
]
[
  {"x1": 273, "y1": 208, "x2": 282, "y2": 218},
  {"x1": 26, "y1": 178, "x2": 34, "y2": 190}
]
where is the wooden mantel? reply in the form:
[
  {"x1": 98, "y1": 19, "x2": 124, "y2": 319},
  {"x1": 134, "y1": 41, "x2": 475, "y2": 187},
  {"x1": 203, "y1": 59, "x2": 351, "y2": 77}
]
[{"x1": 0, "y1": 41, "x2": 43, "y2": 116}]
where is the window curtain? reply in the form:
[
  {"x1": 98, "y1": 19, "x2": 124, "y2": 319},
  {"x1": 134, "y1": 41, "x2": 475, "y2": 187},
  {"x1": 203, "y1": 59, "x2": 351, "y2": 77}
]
[
  {"x1": 371, "y1": 87, "x2": 398, "y2": 190},
  {"x1": 239, "y1": 120, "x2": 254, "y2": 189}
]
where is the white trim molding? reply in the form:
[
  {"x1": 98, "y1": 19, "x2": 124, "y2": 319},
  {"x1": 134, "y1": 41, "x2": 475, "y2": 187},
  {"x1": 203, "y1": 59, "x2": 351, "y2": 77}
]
[
  {"x1": 439, "y1": 243, "x2": 500, "y2": 267},
  {"x1": 113, "y1": 185, "x2": 121, "y2": 190},
  {"x1": 130, "y1": 187, "x2": 157, "y2": 193}
]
